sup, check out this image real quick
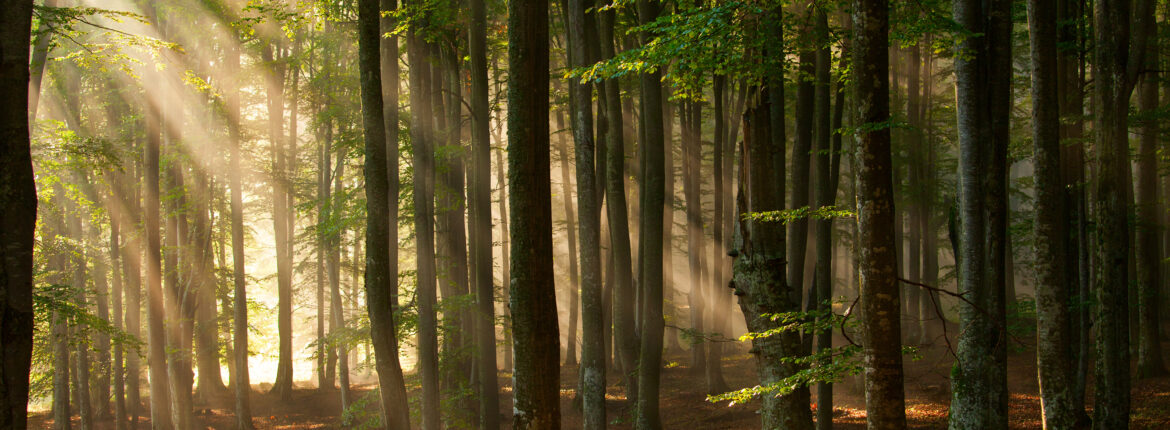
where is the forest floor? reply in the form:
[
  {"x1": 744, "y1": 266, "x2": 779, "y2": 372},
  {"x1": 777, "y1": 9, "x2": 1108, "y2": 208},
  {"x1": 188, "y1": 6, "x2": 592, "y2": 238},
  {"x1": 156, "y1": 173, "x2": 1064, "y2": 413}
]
[{"x1": 29, "y1": 337, "x2": 1170, "y2": 429}]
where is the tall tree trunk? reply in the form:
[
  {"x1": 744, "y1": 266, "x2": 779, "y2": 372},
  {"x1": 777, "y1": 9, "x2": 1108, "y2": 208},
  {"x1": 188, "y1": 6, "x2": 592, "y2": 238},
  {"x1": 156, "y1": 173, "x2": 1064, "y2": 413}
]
[
  {"x1": 732, "y1": 96, "x2": 812, "y2": 430},
  {"x1": 226, "y1": 36, "x2": 255, "y2": 430},
  {"x1": 1092, "y1": 0, "x2": 1155, "y2": 426},
  {"x1": 144, "y1": 95, "x2": 173, "y2": 428},
  {"x1": 468, "y1": 0, "x2": 499, "y2": 426},
  {"x1": 359, "y1": 0, "x2": 412, "y2": 427},
  {"x1": 507, "y1": 1, "x2": 560, "y2": 427},
  {"x1": 110, "y1": 198, "x2": 127, "y2": 430},
  {"x1": 599, "y1": 4, "x2": 640, "y2": 407},
  {"x1": 1056, "y1": 0, "x2": 1090, "y2": 415},
  {"x1": 811, "y1": 9, "x2": 835, "y2": 428},
  {"x1": 1134, "y1": 33, "x2": 1167, "y2": 379},
  {"x1": 705, "y1": 74, "x2": 730, "y2": 395},
  {"x1": 406, "y1": 16, "x2": 441, "y2": 430},
  {"x1": 556, "y1": 117, "x2": 581, "y2": 367},
  {"x1": 852, "y1": 0, "x2": 907, "y2": 425},
  {"x1": 261, "y1": 42, "x2": 295, "y2": 401},
  {"x1": 681, "y1": 100, "x2": 706, "y2": 376},
  {"x1": 565, "y1": 0, "x2": 606, "y2": 426},
  {"x1": 635, "y1": 2, "x2": 666, "y2": 428},
  {"x1": 495, "y1": 145, "x2": 514, "y2": 372},
  {"x1": 1027, "y1": 0, "x2": 1079, "y2": 424},
  {"x1": 47, "y1": 214, "x2": 70, "y2": 430},
  {"x1": 948, "y1": 0, "x2": 1012, "y2": 426}
]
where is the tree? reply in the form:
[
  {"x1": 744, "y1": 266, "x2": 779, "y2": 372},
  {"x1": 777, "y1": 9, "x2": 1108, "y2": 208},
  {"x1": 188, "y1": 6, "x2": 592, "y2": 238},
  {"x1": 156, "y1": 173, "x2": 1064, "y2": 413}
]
[
  {"x1": 635, "y1": 1, "x2": 667, "y2": 427},
  {"x1": 1134, "y1": 19, "x2": 1166, "y2": 379},
  {"x1": 852, "y1": 0, "x2": 907, "y2": 427},
  {"x1": 359, "y1": 0, "x2": 412, "y2": 426},
  {"x1": 565, "y1": 0, "x2": 605, "y2": 425},
  {"x1": 948, "y1": 0, "x2": 1012, "y2": 426},
  {"x1": 0, "y1": 2, "x2": 36, "y2": 427},
  {"x1": 507, "y1": 0, "x2": 560, "y2": 426},
  {"x1": 468, "y1": 0, "x2": 500, "y2": 426},
  {"x1": 1091, "y1": 0, "x2": 1156, "y2": 426},
  {"x1": 225, "y1": 33, "x2": 255, "y2": 430},
  {"x1": 598, "y1": 2, "x2": 640, "y2": 407},
  {"x1": 1027, "y1": 0, "x2": 1079, "y2": 425}
]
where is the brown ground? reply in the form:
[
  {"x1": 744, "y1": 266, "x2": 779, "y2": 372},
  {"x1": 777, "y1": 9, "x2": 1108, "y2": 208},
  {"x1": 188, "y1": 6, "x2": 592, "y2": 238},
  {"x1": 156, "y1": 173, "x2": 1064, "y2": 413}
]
[{"x1": 29, "y1": 340, "x2": 1170, "y2": 429}]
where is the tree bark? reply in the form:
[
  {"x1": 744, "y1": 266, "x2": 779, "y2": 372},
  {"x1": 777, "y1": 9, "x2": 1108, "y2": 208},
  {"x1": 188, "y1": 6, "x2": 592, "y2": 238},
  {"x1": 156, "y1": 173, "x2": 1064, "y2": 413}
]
[
  {"x1": 1091, "y1": 0, "x2": 1155, "y2": 426},
  {"x1": 1134, "y1": 31, "x2": 1167, "y2": 379},
  {"x1": 948, "y1": 0, "x2": 1012, "y2": 426},
  {"x1": 565, "y1": 0, "x2": 606, "y2": 426},
  {"x1": 359, "y1": 0, "x2": 412, "y2": 426},
  {"x1": 852, "y1": 0, "x2": 908, "y2": 426},
  {"x1": 1027, "y1": 0, "x2": 1080, "y2": 424},
  {"x1": 634, "y1": 2, "x2": 666, "y2": 428},
  {"x1": 599, "y1": 4, "x2": 640, "y2": 407},
  {"x1": 507, "y1": 1, "x2": 560, "y2": 427},
  {"x1": 468, "y1": 0, "x2": 500, "y2": 426},
  {"x1": 225, "y1": 35, "x2": 255, "y2": 430}
]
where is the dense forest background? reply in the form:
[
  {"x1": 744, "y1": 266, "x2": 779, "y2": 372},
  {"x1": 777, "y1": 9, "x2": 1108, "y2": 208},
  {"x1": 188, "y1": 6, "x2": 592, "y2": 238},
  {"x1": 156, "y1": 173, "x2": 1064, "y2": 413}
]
[{"x1": 3, "y1": 0, "x2": 1170, "y2": 428}]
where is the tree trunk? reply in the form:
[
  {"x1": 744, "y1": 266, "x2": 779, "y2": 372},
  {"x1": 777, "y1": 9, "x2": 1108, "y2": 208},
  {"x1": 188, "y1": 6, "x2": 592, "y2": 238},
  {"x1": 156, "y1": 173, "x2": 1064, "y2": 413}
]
[
  {"x1": 1134, "y1": 34, "x2": 1167, "y2": 379},
  {"x1": 948, "y1": 0, "x2": 1012, "y2": 426},
  {"x1": 1027, "y1": 0, "x2": 1080, "y2": 424},
  {"x1": 406, "y1": 17, "x2": 441, "y2": 430},
  {"x1": 495, "y1": 145, "x2": 514, "y2": 373},
  {"x1": 1092, "y1": 0, "x2": 1155, "y2": 426},
  {"x1": 732, "y1": 96, "x2": 813, "y2": 430},
  {"x1": 565, "y1": 0, "x2": 606, "y2": 426},
  {"x1": 705, "y1": 74, "x2": 730, "y2": 395},
  {"x1": 634, "y1": 2, "x2": 666, "y2": 428},
  {"x1": 469, "y1": 0, "x2": 500, "y2": 426},
  {"x1": 507, "y1": 1, "x2": 560, "y2": 427},
  {"x1": 556, "y1": 116, "x2": 581, "y2": 367},
  {"x1": 109, "y1": 191, "x2": 127, "y2": 430},
  {"x1": 359, "y1": 0, "x2": 412, "y2": 426},
  {"x1": 226, "y1": 36, "x2": 255, "y2": 430},
  {"x1": 811, "y1": 9, "x2": 835, "y2": 428},
  {"x1": 852, "y1": 0, "x2": 907, "y2": 425},
  {"x1": 681, "y1": 100, "x2": 706, "y2": 376},
  {"x1": 261, "y1": 42, "x2": 295, "y2": 401},
  {"x1": 599, "y1": 5, "x2": 640, "y2": 407},
  {"x1": 144, "y1": 100, "x2": 173, "y2": 429}
]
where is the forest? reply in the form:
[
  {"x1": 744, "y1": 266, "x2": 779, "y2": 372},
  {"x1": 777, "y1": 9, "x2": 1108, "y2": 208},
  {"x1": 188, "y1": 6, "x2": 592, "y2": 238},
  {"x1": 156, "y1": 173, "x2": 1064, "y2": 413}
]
[{"x1": 3, "y1": 0, "x2": 1170, "y2": 428}]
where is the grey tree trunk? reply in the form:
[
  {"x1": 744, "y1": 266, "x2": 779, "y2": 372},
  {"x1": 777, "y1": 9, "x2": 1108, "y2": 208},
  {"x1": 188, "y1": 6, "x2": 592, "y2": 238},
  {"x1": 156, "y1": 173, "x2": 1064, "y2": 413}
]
[
  {"x1": 1027, "y1": 0, "x2": 1080, "y2": 424},
  {"x1": 599, "y1": 5, "x2": 640, "y2": 407},
  {"x1": 948, "y1": 0, "x2": 1012, "y2": 426},
  {"x1": 1134, "y1": 37, "x2": 1167, "y2": 379},
  {"x1": 556, "y1": 119, "x2": 581, "y2": 367},
  {"x1": 732, "y1": 97, "x2": 812, "y2": 430},
  {"x1": 1092, "y1": 0, "x2": 1155, "y2": 426},
  {"x1": 226, "y1": 37, "x2": 255, "y2": 430},
  {"x1": 260, "y1": 42, "x2": 295, "y2": 402},
  {"x1": 468, "y1": 0, "x2": 500, "y2": 427},
  {"x1": 144, "y1": 100, "x2": 173, "y2": 429},
  {"x1": 507, "y1": 1, "x2": 560, "y2": 427},
  {"x1": 682, "y1": 100, "x2": 706, "y2": 376},
  {"x1": 852, "y1": 0, "x2": 907, "y2": 426},
  {"x1": 566, "y1": 0, "x2": 606, "y2": 426},
  {"x1": 705, "y1": 74, "x2": 730, "y2": 396}
]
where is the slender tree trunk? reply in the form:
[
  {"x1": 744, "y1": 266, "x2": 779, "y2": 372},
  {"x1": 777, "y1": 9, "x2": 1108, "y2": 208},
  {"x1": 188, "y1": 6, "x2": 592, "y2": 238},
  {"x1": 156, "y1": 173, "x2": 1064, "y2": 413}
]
[
  {"x1": 359, "y1": 0, "x2": 412, "y2": 427},
  {"x1": 556, "y1": 118, "x2": 581, "y2": 367},
  {"x1": 495, "y1": 145, "x2": 514, "y2": 372},
  {"x1": 1028, "y1": 0, "x2": 1079, "y2": 424},
  {"x1": 226, "y1": 37, "x2": 255, "y2": 430},
  {"x1": 144, "y1": 98, "x2": 173, "y2": 428},
  {"x1": 47, "y1": 214, "x2": 70, "y2": 430},
  {"x1": 811, "y1": 9, "x2": 835, "y2": 428},
  {"x1": 1134, "y1": 34, "x2": 1167, "y2": 379},
  {"x1": 948, "y1": 0, "x2": 1012, "y2": 426},
  {"x1": 261, "y1": 42, "x2": 295, "y2": 401},
  {"x1": 599, "y1": 4, "x2": 640, "y2": 408},
  {"x1": 852, "y1": 0, "x2": 907, "y2": 426},
  {"x1": 109, "y1": 188, "x2": 128, "y2": 430},
  {"x1": 468, "y1": 0, "x2": 499, "y2": 426},
  {"x1": 635, "y1": 2, "x2": 666, "y2": 428},
  {"x1": 705, "y1": 74, "x2": 730, "y2": 395},
  {"x1": 406, "y1": 15, "x2": 441, "y2": 430},
  {"x1": 565, "y1": 0, "x2": 606, "y2": 425},
  {"x1": 507, "y1": 1, "x2": 559, "y2": 427},
  {"x1": 1092, "y1": 0, "x2": 1155, "y2": 426}
]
